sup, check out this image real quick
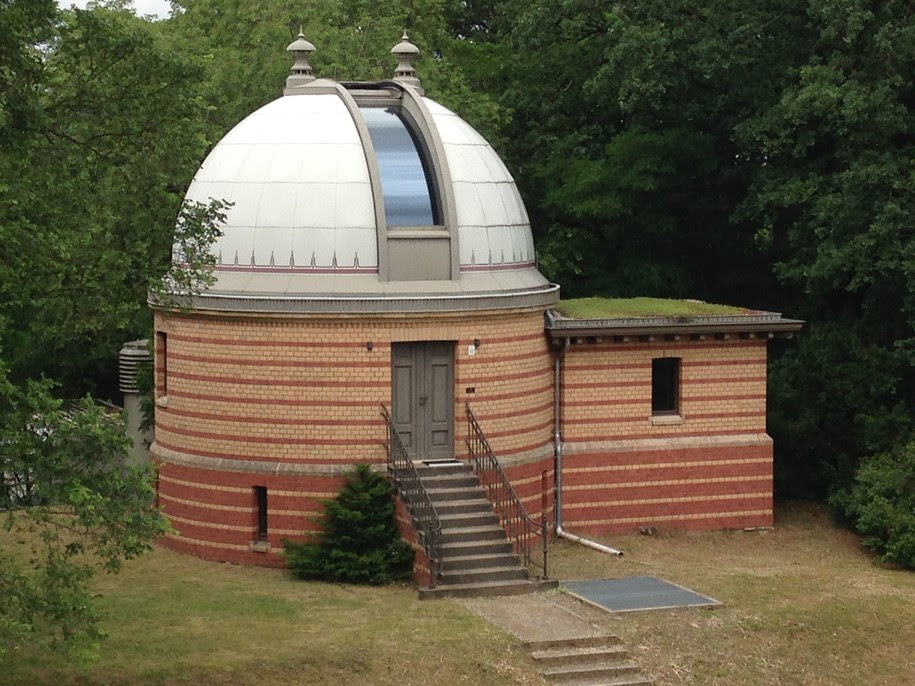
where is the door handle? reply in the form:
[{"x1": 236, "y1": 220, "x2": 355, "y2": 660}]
[{"x1": 419, "y1": 395, "x2": 428, "y2": 406}]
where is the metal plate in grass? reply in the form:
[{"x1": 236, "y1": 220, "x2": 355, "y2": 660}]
[{"x1": 561, "y1": 576, "x2": 721, "y2": 613}]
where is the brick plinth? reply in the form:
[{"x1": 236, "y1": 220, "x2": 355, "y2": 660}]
[
  {"x1": 559, "y1": 438, "x2": 774, "y2": 534},
  {"x1": 155, "y1": 460, "x2": 346, "y2": 566}
]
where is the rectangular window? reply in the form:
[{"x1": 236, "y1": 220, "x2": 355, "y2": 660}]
[
  {"x1": 156, "y1": 331, "x2": 168, "y2": 397},
  {"x1": 651, "y1": 357, "x2": 681, "y2": 415},
  {"x1": 254, "y1": 486, "x2": 268, "y2": 541}
]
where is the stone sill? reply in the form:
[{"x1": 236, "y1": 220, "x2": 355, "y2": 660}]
[{"x1": 650, "y1": 413, "x2": 684, "y2": 426}]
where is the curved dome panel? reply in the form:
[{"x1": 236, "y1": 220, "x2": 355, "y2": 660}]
[
  {"x1": 185, "y1": 94, "x2": 378, "y2": 273},
  {"x1": 423, "y1": 99, "x2": 535, "y2": 271}
]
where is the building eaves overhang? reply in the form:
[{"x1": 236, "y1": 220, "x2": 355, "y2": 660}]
[
  {"x1": 545, "y1": 310, "x2": 804, "y2": 341},
  {"x1": 149, "y1": 282, "x2": 560, "y2": 316}
]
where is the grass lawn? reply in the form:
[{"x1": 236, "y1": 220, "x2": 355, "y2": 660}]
[
  {"x1": 550, "y1": 500, "x2": 915, "y2": 685},
  {"x1": 554, "y1": 297, "x2": 750, "y2": 319},
  {"x1": 1, "y1": 544, "x2": 541, "y2": 686},
  {"x1": 4, "y1": 501, "x2": 913, "y2": 685}
]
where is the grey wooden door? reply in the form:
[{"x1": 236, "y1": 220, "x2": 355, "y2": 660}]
[{"x1": 391, "y1": 342, "x2": 454, "y2": 459}]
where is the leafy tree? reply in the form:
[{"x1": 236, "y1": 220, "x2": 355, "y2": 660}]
[
  {"x1": 0, "y1": 0, "x2": 57, "y2": 141},
  {"x1": 467, "y1": 0, "x2": 801, "y2": 303},
  {"x1": 283, "y1": 464, "x2": 414, "y2": 585},
  {"x1": 737, "y1": 0, "x2": 915, "y2": 494},
  {"x1": 0, "y1": 363, "x2": 168, "y2": 659},
  {"x1": 168, "y1": 0, "x2": 507, "y2": 149},
  {"x1": 0, "y1": 5, "x2": 211, "y2": 396}
]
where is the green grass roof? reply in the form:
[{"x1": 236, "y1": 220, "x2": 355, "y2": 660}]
[{"x1": 554, "y1": 297, "x2": 752, "y2": 320}]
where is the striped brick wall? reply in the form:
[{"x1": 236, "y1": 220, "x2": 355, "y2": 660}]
[
  {"x1": 503, "y1": 457, "x2": 554, "y2": 529},
  {"x1": 559, "y1": 338, "x2": 773, "y2": 533},
  {"x1": 156, "y1": 461, "x2": 346, "y2": 566},
  {"x1": 393, "y1": 496, "x2": 431, "y2": 587},
  {"x1": 152, "y1": 307, "x2": 777, "y2": 565},
  {"x1": 151, "y1": 307, "x2": 554, "y2": 565}
]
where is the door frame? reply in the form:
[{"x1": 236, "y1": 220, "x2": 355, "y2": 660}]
[{"x1": 391, "y1": 341, "x2": 455, "y2": 460}]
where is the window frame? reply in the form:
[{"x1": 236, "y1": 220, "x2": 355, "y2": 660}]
[
  {"x1": 254, "y1": 486, "x2": 268, "y2": 542},
  {"x1": 155, "y1": 331, "x2": 168, "y2": 399},
  {"x1": 651, "y1": 357, "x2": 681, "y2": 417}
]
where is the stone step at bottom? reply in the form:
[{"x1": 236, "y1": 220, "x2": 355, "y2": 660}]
[
  {"x1": 440, "y1": 552, "x2": 522, "y2": 571},
  {"x1": 440, "y1": 565, "x2": 529, "y2": 585},
  {"x1": 531, "y1": 644, "x2": 631, "y2": 668},
  {"x1": 541, "y1": 676, "x2": 652, "y2": 686},
  {"x1": 541, "y1": 661, "x2": 643, "y2": 685}
]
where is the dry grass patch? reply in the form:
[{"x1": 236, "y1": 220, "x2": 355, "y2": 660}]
[
  {"x1": 2, "y1": 542, "x2": 541, "y2": 686},
  {"x1": 550, "y1": 500, "x2": 915, "y2": 685}
]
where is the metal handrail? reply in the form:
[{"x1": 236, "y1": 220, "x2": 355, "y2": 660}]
[
  {"x1": 465, "y1": 404, "x2": 548, "y2": 579},
  {"x1": 380, "y1": 405, "x2": 443, "y2": 587}
]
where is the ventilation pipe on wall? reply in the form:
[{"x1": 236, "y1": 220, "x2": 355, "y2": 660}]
[{"x1": 547, "y1": 310, "x2": 623, "y2": 557}]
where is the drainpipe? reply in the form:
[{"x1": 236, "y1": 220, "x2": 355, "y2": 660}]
[{"x1": 548, "y1": 311, "x2": 623, "y2": 557}]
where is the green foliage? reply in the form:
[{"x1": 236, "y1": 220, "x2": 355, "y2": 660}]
[
  {"x1": 282, "y1": 465, "x2": 414, "y2": 585},
  {"x1": 0, "y1": 363, "x2": 169, "y2": 659},
  {"x1": 0, "y1": 5, "x2": 211, "y2": 395},
  {"x1": 0, "y1": 0, "x2": 57, "y2": 141},
  {"x1": 168, "y1": 0, "x2": 507, "y2": 145},
  {"x1": 768, "y1": 324, "x2": 911, "y2": 498},
  {"x1": 833, "y1": 441, "x2": 915, "y2": 569},
  {"x1": 149, "y1": 198, "x2": 232, "y2": 308}
]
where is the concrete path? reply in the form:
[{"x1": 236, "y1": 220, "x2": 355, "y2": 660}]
[{"x1": 459, "y1": 589, "x2": 610, "y2": 643}]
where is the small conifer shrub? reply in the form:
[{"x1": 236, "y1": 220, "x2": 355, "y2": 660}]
[{"x1": 282, "y1": 464, "x2": 415, "y2": 584}]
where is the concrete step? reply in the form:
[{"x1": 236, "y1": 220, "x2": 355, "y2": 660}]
[
  {"x1": 419, "y1": 474, "x2": 481, "y2": 489},
  {"x1": 426, "y1": 485, "x2": 487, "y2": 501},
  {"x1": 531, "y1": 644, "x2": 631, "y2": 668},
  {"x1": 440, "y1": 524, "x2": 507, "y2": 543},
  {"x1": 541, "y1": 661, "x2": 643, "y2": 685},
  {"x1": 540, "y1": 676, "x2": 652, "y2": 686},
  {"x1": 415, "y1": 462, "x2": 472, "y2": 473},
  {"x1": 418, "y1": 578, "x2": 558, "y2": 599},
  {"x1": 440, "y1": 565, "x2": 528, "y2": 585},
  {"x1": 441, "y1": 539, "x2": 514, "y2": 557},
  {"x1": 440, "y1": 552, "x2": 522, "y2": 571},
  {"x1": 525, "y1": 636, "x2": 624, "y2": 652},
  {"x1": 434, "y1": 498, "x2": 493, "y2": 515},
  {"x1": 439, "y1": 511, "x2": 499, "y2": 527}
]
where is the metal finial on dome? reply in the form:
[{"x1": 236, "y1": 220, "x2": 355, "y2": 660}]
[
  {"x1": 285, "y1": 29, "x2": 316, "y2": 90},
  {"x1": 391, "y1": 30, "x2": 422, "y2": 93}
]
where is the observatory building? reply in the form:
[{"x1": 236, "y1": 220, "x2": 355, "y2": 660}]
[{"x1": 149, "y1": 33, "x2": 801, "y2": 578}]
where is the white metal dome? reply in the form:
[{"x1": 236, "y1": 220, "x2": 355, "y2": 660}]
[
  {"x1": 186, "y1": 93, "x2": 379, "y2": 273},
  {"x1": 174, "y1": 34, "x2": 556, "y2": 313}
]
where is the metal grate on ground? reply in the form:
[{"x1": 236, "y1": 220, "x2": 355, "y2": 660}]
[{"x1": 561, "y1": 575, "x2": 721, "y2": 613}]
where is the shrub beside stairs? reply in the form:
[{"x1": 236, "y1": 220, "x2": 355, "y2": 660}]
[{"x1": 414, "y1": 461, "x2": 556, "y2": 598}]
